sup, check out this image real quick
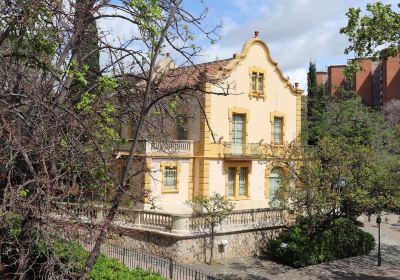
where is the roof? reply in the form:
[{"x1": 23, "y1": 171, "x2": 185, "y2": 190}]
[
  {"x1": 156, "y1": 58, "x2": 233, "y2": 91},
  {"x1": 123, "y1": 35, "x2": 304, "y2": 96}
]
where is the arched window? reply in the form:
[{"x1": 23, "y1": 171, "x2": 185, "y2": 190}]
[{"x1": 269, "y1": 168, "x2": 282, "y2": 207}]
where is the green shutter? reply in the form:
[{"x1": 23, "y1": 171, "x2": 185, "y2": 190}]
[
  {"x1": 232, "y1": 114, "x2": 244, "y2": 154},
  {"x1": 251, "y1": 72, "x2": 257, "y2": 92},
  {"x1": 257, "y1": 73, "x2": 263, "y2": 94},
  {"x1": 227, "y1": 168, "x2": 235, "y2": 196},
  {"x1": 269, "y1": 168, "x2": 281, "y2": 207},
  {"x1": 274, "y1": 117, "x2": 282, "y2": 144},
  {"x1": 239, "y1": 167, "x2": 247, "y2": 196}
]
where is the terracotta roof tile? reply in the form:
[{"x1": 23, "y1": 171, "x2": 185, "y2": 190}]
[{"x1": 156, "y1": 58, "x2": 233, "y2": 91}]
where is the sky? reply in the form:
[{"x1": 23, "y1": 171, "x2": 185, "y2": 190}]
[
  {"x1": 98, "y1": 0, "x2": 399, "y2": 91},
  {"x1": 184, "y1": 0, "x2": 399, "y2": 91}
]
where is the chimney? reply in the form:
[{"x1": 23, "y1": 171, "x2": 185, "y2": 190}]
[
  {"x1": 295, "y1": 82, "x2": 299, "y2": 88},
  {"x1": 254, "y1": 31, "x2": 259, "y2": 38},
  {"x1": 166, "y1": 53, "x2": 170, "y2": 58}
]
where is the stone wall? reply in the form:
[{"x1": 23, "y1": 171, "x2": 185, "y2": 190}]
[{"x1": 109, "y1": 227, "x2": 283, "y2": 263}]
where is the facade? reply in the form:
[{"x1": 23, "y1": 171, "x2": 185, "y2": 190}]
[
  {"x1": 118, "y1": 32, "x2": 303, "y2": 214},
  {"x1": 316, "y1": 56, "x2": 400, "y2": 107}
]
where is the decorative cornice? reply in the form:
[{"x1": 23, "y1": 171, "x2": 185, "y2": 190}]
[{"x1": 217, "y1": 38, "x2": 304, "y2": 96}]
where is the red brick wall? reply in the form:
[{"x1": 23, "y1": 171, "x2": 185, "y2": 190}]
[
  {"x1": 354, "y1": 59, "x2": 373, "y2": 106},
  {"x1": 316, "y1": 72, "x2": 327, "y2": 87},
  {"x1": 383, "y1": 56, "x2": 400, "y2": 104},
  {"x1": 328, "y1": 65, "x2": 346, "y2": 97}
]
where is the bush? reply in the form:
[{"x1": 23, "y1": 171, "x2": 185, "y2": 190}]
[
  {"x1": 267, "y1": 218, "x2": 375, "y2": 268},
  {"x1": 90, "y1": 254, "x2": 166, "y2": 280},
  {"x1": 52, "y1": 239, "x2": 89, "y2": 271},
  {"x1": 52, "y1": 240, "x2": 166, "y2": 280},
  {"x1": 323, "y1": 218, "x2": 375, "y2": 259}
]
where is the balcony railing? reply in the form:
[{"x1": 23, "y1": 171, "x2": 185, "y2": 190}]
[
  {"x1": 119, "y1": 140, "x2": 194, "y2": 155},
  {"x1": 223, "y1": 142, "x2": 262, "y2": 158},
  {"x1": 51, "y1": 203, "x2": 287, "y2": 237}
]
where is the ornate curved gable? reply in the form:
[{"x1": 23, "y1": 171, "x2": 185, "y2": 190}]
[{"x1": 218, "y1": 35, "x2": 303, "y2": 96}]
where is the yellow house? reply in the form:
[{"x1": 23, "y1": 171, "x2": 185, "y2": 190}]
[{"x1": 119, "y1": 32, "x2": 303, "y2": 213}]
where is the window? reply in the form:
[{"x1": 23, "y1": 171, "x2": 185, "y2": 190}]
[
  {"x1": 269, "y1": 168, "x2": 282, "y2": 207},
  {"x1": 176, "y1": 116, "x2": 187, "y2": 140},
  {"x1": 227, "y1": 168, "x2": 236, "y2": 197},
  {"x1": 161, "y1": 162, "x2": 179, "y2": 193},
  {"x1": 249, "y1": 66, "x2": 265, "y2": 97},
  {"x1": 225, "y1": 164, "x2": 250, "y2": 198},
  {"x1": 177, "y1": 125, "x2": 186, "y2": 140},
  {"x1": 238, "y1": 167, "x2": 248, "y2": 196},
  {"x1": 164, "y1": 167, "x2": 177, "y2": 188},
  {"x1": 231, "y1": 114, "x2": 245, "y2": 155},
  {"x1": 251, "y1": 72, "x2": 264, "y2": 95},
  {"x1": 273, "y1": 117, "x2": 283, "y2": 145},
  {"x1": 257, "y1": 73, "x2": 264, "y2": 93},
  {"x1": 251, "y1": 72, "x2": 257, "y2": 92}
]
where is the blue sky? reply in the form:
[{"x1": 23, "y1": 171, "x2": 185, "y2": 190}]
[
  {"x1": 183, "y1": 0, "x2": 399, "y2": 90},
  {"x1": 99, "y1": 0, "x2": 399, "y2": 91}
]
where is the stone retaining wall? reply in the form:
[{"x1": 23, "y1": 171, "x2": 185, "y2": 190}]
[{"x1": 109, "y1": 227, "x2": 284, "y2": 263}]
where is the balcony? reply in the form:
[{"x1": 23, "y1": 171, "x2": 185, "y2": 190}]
[
  {"x1": 118, "y1": 140, "x2": 194, "y2": 156},
  {"x1": 223, "y1": 142, "x2": 263, "y2": 159}
]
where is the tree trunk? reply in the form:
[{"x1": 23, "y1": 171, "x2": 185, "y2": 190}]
[
  {"x1": 208, "y1": 223, "x2": 215, "y2": 264},
  {"x1": 15, "y1": 215, "x2": 33, "y2": 280},
  {"x1": 79, "y1": 185, "x2": 126, "y2": 279}
]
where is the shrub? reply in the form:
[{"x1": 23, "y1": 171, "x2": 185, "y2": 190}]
[
  {"x1": 90, "y1": 254, "x2": 166, "y2": 280},
  {"x1": 267, "y1": 218, "x2": 375, "y2": 268},
  {"x1": 52, "y1": 239, "x2": 89, "y2": 271},
  {"x1": 322, "y1": 218, "x2": 375, "y2": 259}
]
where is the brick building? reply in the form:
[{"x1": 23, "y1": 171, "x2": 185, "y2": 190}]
[{"x1": 316, "y1": 56, "x2": 400, "y2": 107}]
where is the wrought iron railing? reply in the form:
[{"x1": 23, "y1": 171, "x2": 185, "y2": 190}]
[{"x1": 223, "y1": 142, "x2": 262, "y2": 157}]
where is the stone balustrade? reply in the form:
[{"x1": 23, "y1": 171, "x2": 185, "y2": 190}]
[
  {"x1": 53, "y1": 203, "x2": 287, "y2": 237},
  {"x1": 118, "y1": 140, "x2": 194, "y2": 155}
]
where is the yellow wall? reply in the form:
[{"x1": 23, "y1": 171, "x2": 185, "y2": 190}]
[
  {"x1": 124, "y1": 37, "x2": 302, "y2": 213},
  {"x1": 149, "y1": 158, "x2": 193, "y2": 213},
  {"x1": 209, "y1": 42, "x2": 298, "y2": 145}
]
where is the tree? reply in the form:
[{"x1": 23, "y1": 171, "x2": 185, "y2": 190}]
[
  {"x1": 0, "y1": 0, "x2": 223, "y2": 278},
  {"x1": 340, "y1": 2, "x2": 400, "y2": 77},
  {"x1": 384, "y1": 99, "x2": 400, "y2": 128},
  {"x1": 341, "y1": 2, "x2": 400, "y2": 60},
  {"x1": 305, "y1": 62, "x2": 327, "y2": 145},
  {"x1": 271, "y1": 95, "x2": 400, "y2": 233},
  {"x1": 188, "y1": 193, "x2": 235, "y2": 264}
]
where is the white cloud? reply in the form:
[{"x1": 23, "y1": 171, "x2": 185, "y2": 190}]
[
  {"x1": 210, "y1": 0, "x2": 399, "y2": 91},
  {"x1": 285, "y1": 68, "x2": 308, "y2": 91}
]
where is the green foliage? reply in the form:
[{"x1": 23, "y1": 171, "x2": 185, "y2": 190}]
[
  {"x1": 68, "y1": 60, "x2": 90, "y2": 86},
  {"x1": 130, "y1": 0, "x2": 163, "y2": 37},
  {"x1": 190, "y1": 193, "x2": 235, "y2": 226},
  {"x1": 268, "y1": 218, "x2": 375, "y2": 268},
  {"x1": 52, "y1": 239, "x2": 89, "y2": 271},
  {"x1": 277, "y1": 95, "x2": 400, "y2": 233},
  {"x1": 189, "y1": 193, "x2": 235, "y2": 264},
  {"x1": 340, "y1": 2, "x2": 400, "y2": 60},
  {"x1": 99, "y1": 76, "x2": 118, "y2": 91},
  {"x1": 17, "y1": 189, "x2": 29, "y2": 198},
  {"x1": 90, "y1": 255, "x2": 166, "y2": 280},
  {"x1": 75, "y1": 92, "x2": 97, "y2": 111},
  {"x1": 305, "y1": 62, "x2": 327, "y2": 145},
  {"x1": 75, "y1": 89, "x2": 119, "y2": 141},
  {"x1": 2, "y1": 212, "x2": 23, "y2": 238}
]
